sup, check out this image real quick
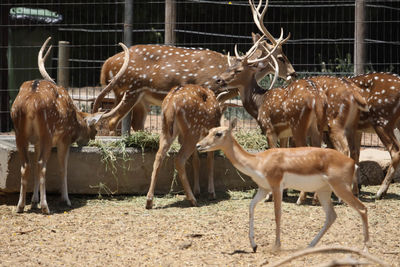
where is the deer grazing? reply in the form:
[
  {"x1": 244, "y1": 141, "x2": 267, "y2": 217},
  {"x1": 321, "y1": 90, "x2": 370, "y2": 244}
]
[
  {"x1": 10, "y1": 37, "x2": 129, "y2": 213},
  {"x1": 196, "y1": 119, "x2": 369, "y2": 251},
  {"x1": 145, "y1": 84, "x2": 224, "y2": 208},
  {"x1": 93, "y1": 0, "x2": 295, "y2": 134},
  {"x1": 347, "y1": 72, "x2": 400, "y2": 199}
]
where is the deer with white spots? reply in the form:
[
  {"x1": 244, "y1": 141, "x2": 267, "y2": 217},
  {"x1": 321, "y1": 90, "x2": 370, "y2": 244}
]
[
  {"x1": 216, "y1": 40, "x2": 326, "y2": 151},
  {"x1": 93, "y1": 0, "x2": 295, "y2": 134},
  {"x1": 145, "y1": 84, "x2": 239, "y2": 208},
  {"x1": 296, "y1": 76, "x2": 369, "y2": 205},
  {"x1": 10, "y1": 37, "x2": 129, "y2": 214},
  {"x1": 347, "y1": 72, "x2": 400, "y2": 199},
  {"x1": 196, "y1": 119, "x2": 369, "y2": 252}
]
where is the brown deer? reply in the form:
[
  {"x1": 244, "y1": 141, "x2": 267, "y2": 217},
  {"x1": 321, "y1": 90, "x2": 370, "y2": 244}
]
[
  {"x1": 146, "y1": 84, "x2": 224, "y2": 208},
  {"x1": 93, "y1": 0, "x2": 295, "y2": 134},
  {"x1": 196, "y1": 119, "x2": 369, "y2": 252},
  {"x1": 347, "y1": 72, "x2": 400, "y2": 199},
  {"x1": 217, "y1": 40, "x2": 326, "y2": 151},
  {"x1": 296, "y1": 76, "x2": 369, "y2": 205},
  {"x1": 10, "y1": 37, "x2": 129, "y2": 214}
]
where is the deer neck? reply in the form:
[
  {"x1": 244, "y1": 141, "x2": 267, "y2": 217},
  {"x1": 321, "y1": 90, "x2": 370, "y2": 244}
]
[
  {"x1": 236, "y1": 73, "x2": 266, "y2": 119},
  {"x1": 221, "y1": 136, "x2": 262, "y2": 179}
]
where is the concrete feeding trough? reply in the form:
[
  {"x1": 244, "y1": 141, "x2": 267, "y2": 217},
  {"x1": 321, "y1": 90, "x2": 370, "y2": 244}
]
[{"x1": 0, "y1": 135, "x2": 256, "y2": 195}]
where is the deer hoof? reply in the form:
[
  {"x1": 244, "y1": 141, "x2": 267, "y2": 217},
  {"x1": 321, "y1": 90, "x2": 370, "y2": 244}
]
[
  {"x1": 31, "y1": 201, "x2": 39, "y2": 210},
  {"x1": 41, "y1": 206, "x2": 50, "y2": 214},
  {"x1": 252, "y1": 245, "x2": 257, "y2": 253},
  {"x1": 190, "y1": 198, "x2": 198, "y2": 207},
  {"x1": 208, "y1": 192, "x2": 216, "y2": 200},
  {"x1": 15, "y1": 205, "x2": 24, "y2": 213},
  {"x1": 376, "y1": 186, "x2": 388, "y2": 200},
  {"x1": 145, "y1": 199, "x2": 153, "y2": 209}
]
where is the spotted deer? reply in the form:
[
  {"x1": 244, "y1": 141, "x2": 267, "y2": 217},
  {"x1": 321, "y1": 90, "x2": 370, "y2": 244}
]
[
  {"x1": 93, "y1": 0, "x2": 295, "y2": 134},
  {"x1": 346, "y1": 72, "x2": 400, "y2": 199},
  {"x1": 217, "y1": 40, "x2": 325, "y2": 151},
  {"x1": 10, "y1": 37, "x2": 129, "y2": 214},
  {"x1": 146, "y1": 84, "x2": 226, "y2": 208},
  {"x1": 196, "y1": 119, "x2": 369, "y2": 251}
]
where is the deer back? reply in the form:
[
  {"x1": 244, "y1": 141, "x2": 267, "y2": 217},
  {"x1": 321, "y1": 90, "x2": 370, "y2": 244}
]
[
  {"x1": 162, "y1": 84, "x2": 222, "y2": 138},
  {"x1": 101, "y1": 45, "x2": 228, "y2": 100},
  {"x1": 348, "y1": 73, "x2": 400, "y2": 127},
  {"x1": 11, "y1": 80, "x2": 94, "y2": 146}
]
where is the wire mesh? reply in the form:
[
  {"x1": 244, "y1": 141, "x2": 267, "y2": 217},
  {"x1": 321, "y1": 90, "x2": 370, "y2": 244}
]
[{"x1": 1, "y1": 0, "x2": 399, "y2": 147}]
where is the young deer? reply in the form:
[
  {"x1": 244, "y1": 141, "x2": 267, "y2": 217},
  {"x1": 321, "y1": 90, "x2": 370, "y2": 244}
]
[
  {"x1": 145, "y1": 84, "x2": 224, "y2": 209},
  {"x1": 296, "y1": 76, "x2": 369, "y2": 205},
  {"x1": 10, "y1": 37, "x2": 129, "y2": 213},
  {"x1": 93, "y1": 0, "x2": 295, "y2": 134},
  {"x1": 347, "y1": 72, "x2": 400, "y2": 199},
  {"x1": 196, "y1": 119, "x2": 369, "y2": 252}
]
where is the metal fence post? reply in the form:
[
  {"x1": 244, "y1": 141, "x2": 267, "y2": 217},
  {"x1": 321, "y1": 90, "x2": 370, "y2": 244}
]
[
  {"x1": 354, "y1": 0, "x2": 366, "y2": 75},
  {"x1": 57, "y1": 41, "x2": 70, "y2": 88},
  {"x1": 165, "y1": 0, "x2": 176, "y2": 45},
  {"x1": 121, "y1": 0, "x2": 133, "y2": 136}
]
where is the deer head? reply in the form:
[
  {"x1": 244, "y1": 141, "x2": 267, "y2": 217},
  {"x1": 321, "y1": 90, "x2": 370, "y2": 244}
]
[{"x1": 38, "y1": 37, "x2": 130, "y2": 143}]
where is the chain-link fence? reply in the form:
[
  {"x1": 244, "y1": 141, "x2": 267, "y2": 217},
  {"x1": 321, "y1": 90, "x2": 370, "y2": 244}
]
[{"x1": 1, "y1": 0, "x2": 399, "y2": 147}]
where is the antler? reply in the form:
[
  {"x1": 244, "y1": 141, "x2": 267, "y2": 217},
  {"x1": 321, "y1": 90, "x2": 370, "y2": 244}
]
[
  {"x1": 234, "y1": 33, "x2": 267, "y2": 63},
  {"x1": 248, "y1": 0, "x2": 290, "y2": 45},
  {"x1": 38, "y1": 37, "x2": 55, "y2": 83},
  {"x1": 92, "y1": 42, "x2": 130, "y2": 113}
]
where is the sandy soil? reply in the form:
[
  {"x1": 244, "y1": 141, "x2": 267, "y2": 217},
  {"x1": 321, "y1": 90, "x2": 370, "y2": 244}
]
[{"x1": 1, "y1": 184, "x2": 399, "y2": 266}]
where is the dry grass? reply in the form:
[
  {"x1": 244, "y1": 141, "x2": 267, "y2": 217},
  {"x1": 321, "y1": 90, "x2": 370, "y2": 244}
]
[{"x1": 1, "y1": 184, "x2": 399, "y2": 266}]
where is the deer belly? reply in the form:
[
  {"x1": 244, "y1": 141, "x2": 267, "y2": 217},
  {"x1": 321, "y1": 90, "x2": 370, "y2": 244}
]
[{"x1": 282, "y1": 172, "x2": 329, "y2": 192}]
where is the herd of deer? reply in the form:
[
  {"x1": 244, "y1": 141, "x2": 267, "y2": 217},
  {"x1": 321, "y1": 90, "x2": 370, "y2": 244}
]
[{"x1": 11, "y1": 0, "x2": 400, "y2": 252}]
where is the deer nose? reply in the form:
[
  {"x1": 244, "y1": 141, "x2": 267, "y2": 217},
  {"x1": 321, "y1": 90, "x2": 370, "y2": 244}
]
[
  {"x1": 196, "y1": 144, "x2": 201, "y2": 150},
  {"x1": 289, "y1": 72, "x2": 298, "y2": 79},
  {"x1": 216, "y1": 78, "x2": 226, "y2": 86}
]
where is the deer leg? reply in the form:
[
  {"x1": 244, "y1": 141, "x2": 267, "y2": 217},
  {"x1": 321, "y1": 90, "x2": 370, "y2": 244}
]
[
  {"x1": 31, "y1": 143, "x2": 40, "y2": 209},
  {"x1": 108, "y1": 93, "x2": 143, "y2": 134},
  {"x1": 15, "y1": 137, "x2": 30, "y2": 213},
  {"x1": 331, "y1": 181, "x2": 369, "y2": 250},
  {"x1": 174, "y1": 137, "x2": 198, "y2": 207},
  {"x1": 271, "y1": 186, "x2": 283, "y2": 250},
  {"x1": 249, "y1": 188, "x2": 268, "y2": 252},
  {"x1": 146, "y1": 133, "x2": 174, "y2": 209},
  {"x1": 328, "y1": 125, "x2": 350, "y2": 156},
  {"x1": 374, "y1": 126, "x2": 400, "y2": 199},
  {"x1": 57, "y1": 141, "x2": 71, "y2": 206},
  {"x1": 308, "y1": 190, "x2": 336, "y2": 247},
  {"x1": 192, "y1": 151, "x2": 201, "y2": 197},
  {"x1": 207, "y1": 151, "x2": 216, "y2": 200},
  {"x1": 346, "y1": 127, "x2": 361, "y2": 196},
  {"x1": 131, "y1": 100, "x2": 149, "y2": 131},
  {"x1": 38, "y1": 141, "x2": 52, "y2": 214}
]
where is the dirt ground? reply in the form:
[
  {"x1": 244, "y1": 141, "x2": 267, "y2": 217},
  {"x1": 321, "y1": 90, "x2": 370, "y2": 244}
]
[{"x1": 1, "y1": 185, "x2": 399, "y2": 266}]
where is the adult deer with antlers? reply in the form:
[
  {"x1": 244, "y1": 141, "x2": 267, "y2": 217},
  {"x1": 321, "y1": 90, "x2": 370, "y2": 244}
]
[
  {"x1": 10, "y1": 37, "x2": 129, "y2": 214},
  {"x1": 93, "y1": 0, "x2": 295, "y2": 134},
  {"x1": 196, "y1": 119, "x2": 369, "y2": 251},
  {"x1": 216, "y1": 37, "x2": 325, "y2": 150}
]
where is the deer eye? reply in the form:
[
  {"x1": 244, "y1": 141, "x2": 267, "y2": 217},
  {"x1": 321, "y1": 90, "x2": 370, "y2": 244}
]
[
  {"x1": 278, "y1": 56, "x2": 285, "y2": 62},
  {"x1": 215, "y1": 132, "x2": 223, "y2": 137}
]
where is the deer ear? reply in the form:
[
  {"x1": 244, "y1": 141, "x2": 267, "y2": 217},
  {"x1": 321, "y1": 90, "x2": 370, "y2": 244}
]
[
  {"x1": 229, "y1": 118, "x2": 237, "y2": 130},
  {"x1": 85, "y1": 112, "x2": 104, "y2": 126}
]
